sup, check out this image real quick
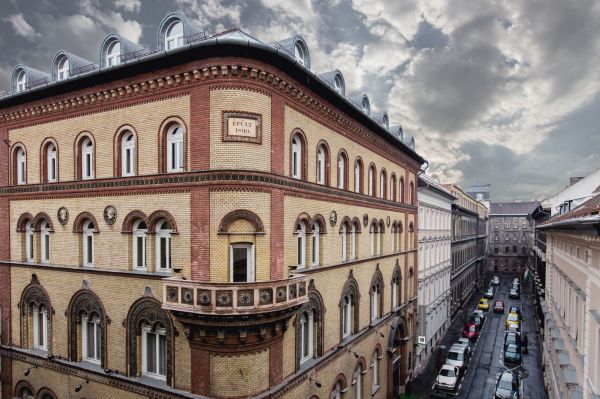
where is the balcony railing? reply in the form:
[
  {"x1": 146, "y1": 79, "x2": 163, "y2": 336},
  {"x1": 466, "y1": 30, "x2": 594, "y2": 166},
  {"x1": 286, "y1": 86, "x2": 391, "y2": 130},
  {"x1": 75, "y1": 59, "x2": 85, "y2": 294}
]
[{"x1": 162, "y1": 275, "x2": 308, "y2": 316}]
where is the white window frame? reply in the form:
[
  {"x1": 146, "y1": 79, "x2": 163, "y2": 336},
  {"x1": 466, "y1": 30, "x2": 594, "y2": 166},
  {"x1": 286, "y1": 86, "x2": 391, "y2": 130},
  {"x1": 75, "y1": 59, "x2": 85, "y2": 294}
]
[
  {"x1": 229, "y1": 243, "x2": 255, "y2": 282},
  {"x1": 47, "y1": 144, "x2": 57, "y2": 182},
  {"x1": 334, "y1": 75, "x2": 342, "y2": 93},
  {"x1": 82, "y1": 315, "x2": 101, "y2": 363},
  {"x1": 25, "y1": 221, "x2": 34, "y2": 262},
  {"x1": 338, "y1": 154, "x2": 346, "y2": 189},
  {"x1": 361, "y1": 98, "x2": 369, "y2": 113},
  {"x1": 300, "y1": 311, "x2": 314, "y2": 364},
  {"x1": 351, "y1": 223, "x2": 357, "y2": 260},
  {"x1": 354, "y1": 161, "x2": 361, "y2": 193},
  {"x1": 354, "y1": 366, "x2": 362, "y2": 399},
  {"x1": 294, "y1": 42, "x2": 305, "y2": 65},
  {"x1": 16, "y1": 147, "x2": 26, "y2": 185},
  {"x1": 32, "y1": 305, "x2": 48, "y2": 350},
  {"x1": 370, "y1": 224, "x2": 375, "y2": 256},
  {"x1": 296, "y1": 222, "x2": 306, "y2": 267},
  {"x1": 57, "y1": 56, "x2": 69, "y2": 81},
  {"x1": 371, "y1": 286, "x2": 379, "y2": 322},
  {"x1": 317, "y1": 146, "x2": 325, "y2": 184},
  {"x1": 291, "y1": 136, "x2": 301, "y2": 179},
  {"x1": 380, "y1": 172, "x2": 385, "y2": 198},
  {"x1": 106, "y1": 40, "x2": 121, "y2": 66},
  {"x1": 156, "y1": 220, "x2": 172, "y2": 272},
  {"x1": 142, "y1": 324, "x2": 167, "y2": 380},
  {"x1": 40, "y1": 222, "x2": 50, "y2": 264},
  {"x1": 371, "y1": 353, "x2": 379, "y2": 390},
  {"x1": 332, "y1": 382, "x2": 342, "y2": 399},
  {"x1": 16, "y1": 70, "x2": 26, "y2": 93},
  {"x1": 377, "y1": 225, "x2": 382, "y2": 255},
  {"x1": 368, "y1": 167, "x2": 374, "y2": 196},
  {"x1": 392, "y1": 279, "x2": 398, "y2": 308},
  {"x1": 167, "y1": 125, "x2": 184, "y2": 173},
  {"x1": 342, "y1": 296, "x2": 352, "y2": 337},
  {"x1": 341, "y1": 223, "x2": 347, "y2": 261},
  {"x1": 83, "y1": 220, "x2": 95, "y2": 267},
  {"x1": 122, "y1": 131, "x2": 136, "y2": 176},
  {"x1": 312, "y1": 223, "x2": 320, "y2": 266},
  {"x1": 133, "y1": 220, "x2": 147, "y2": 270},
  {"x1": 81, "y1": 138, "x2": 94, "y2": 180},
  {"x1": 165, "y1": 20, "x2": 184, "y2": 50}
]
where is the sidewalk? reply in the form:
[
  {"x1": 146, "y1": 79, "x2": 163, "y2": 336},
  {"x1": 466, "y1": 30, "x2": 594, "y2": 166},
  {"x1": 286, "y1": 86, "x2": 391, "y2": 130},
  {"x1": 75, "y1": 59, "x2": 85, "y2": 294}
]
[{"x1": 407, "y1": 291, "x2": 480, "y2": 398}]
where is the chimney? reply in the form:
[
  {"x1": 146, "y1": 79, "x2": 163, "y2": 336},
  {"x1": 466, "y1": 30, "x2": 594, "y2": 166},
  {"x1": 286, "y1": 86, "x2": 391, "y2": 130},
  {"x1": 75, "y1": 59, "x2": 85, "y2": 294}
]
[{"x1": 569, "y1": 177, "x2": 584, "y2": 186}]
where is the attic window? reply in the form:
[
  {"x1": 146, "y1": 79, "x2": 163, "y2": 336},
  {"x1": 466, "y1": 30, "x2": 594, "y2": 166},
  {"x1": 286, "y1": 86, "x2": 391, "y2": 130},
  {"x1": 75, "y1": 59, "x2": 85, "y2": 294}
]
[
  {"x1": 334, "y1": 75, "x2": 343, "y2": 94},
  {"x1": 57, "y1": 56, "x2": 69, "y2": 81},
  {"x1": 106, "y1": 40, "x2": 121, "y2": 67},
  {"x1": 294, "y1": 42, "x2": 306, "y2": 66},
  {"x1": 16, "y1": 70, "x2": 26, "y2": 93},
  {"x1": 165, "y1": 20, "x2": 184, "y2": 50},
  {"x1": 382, "y1": 114, "x2": 389, "y2": 129},
  {"x1": 361, "y1": 97, "x2": 370, "y2": 114}
]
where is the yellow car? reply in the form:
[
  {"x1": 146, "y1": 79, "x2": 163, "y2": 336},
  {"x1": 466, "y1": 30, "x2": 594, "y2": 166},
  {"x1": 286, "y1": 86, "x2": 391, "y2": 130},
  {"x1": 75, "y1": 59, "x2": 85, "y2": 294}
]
[
  {"x1": 477, "y1": 298, "x2": 490, "y2": 311},
  {"x1": 506, "y1": 312, "x2": 521, "y2": 330}
]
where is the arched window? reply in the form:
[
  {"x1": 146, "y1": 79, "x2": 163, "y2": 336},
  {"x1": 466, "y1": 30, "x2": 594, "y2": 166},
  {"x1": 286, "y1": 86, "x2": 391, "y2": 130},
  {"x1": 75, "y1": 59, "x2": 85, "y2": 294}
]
[
  {"x1": 299, "y1": 310, "x2": 314, "y2": 363},
  {"x1": 399, "y1": 177, "x2": 405, "y2": 202},
  {"x1": 409, "y1": 181, "x2": 415, "y2": 204},
  {"x1": 291, "y1": 134, "x2": 304, "y2": 179},
  {"x1": 20, "y1": 279, "x2": 52, "y2": 353},
  {"x1": 15, "y1": 146, "x2": 26, "y2": 185},
  {"x1": 332, "y1": 381, "x2": 343, "y2": 399},
  {"x1": 33, "y1": 304, "x2": 49, "y2": 350},
  {"x1": 25, "y1": 221, "x2": 34, "y2": 262},
  {"x1": 391, "y1": 174, "x2": 397, "y2": 201},
  {"x1": 353, "y1": 364, "x2": 363, "y2": 399},
  {"x1": 167, "y1": 124, "x2": 184, "y2": 173},
  {"x1": 40, "y1": 221, "x2": 51, "y2": 264},
  {"x1": 391, "y1": 265, "x2": 401, "y2": 309},
  {"x1": 370, "y1": 269, "x2": 384, "y2": 322},
  {"x1": 379, "y1": 170, "x2": 387, "y2": 199},
  {"x1": 316, "y1": 144, "x2": 327, "y2": 185},
  {"x1": 296, "y1": 221, "x2": 307, "y2": 267},
  {"x1": 46, "y1": 143, "x2": 57, "y2": 182},
  {"x1": 81, "y1": 137, "x2": 94, "y2": 180},
  {"x1": 16, "y1": 70, "x2": 26, "y2": 92},
  {"x1": 370, "y1": 222, "x2": 377, "y2": 256},
  {"x1": 312, "y1": 222, "x2": 320, "y2": 266},
  {"x1": 337, "y1": 151, "x2": 348, "y2": 190},
  {"x1": 121, "y1": 130, "x2": 136, "y2": 176},
  {"x1": 371, "y1": 349, "x2": 381, "y2": 391},
  {"x1": 351, "y1": 222, "x2": 357, "y2": 260},
  {"x1": 133, "y1": 219, "x2": 147, "y2": 270},
  {"x1": 341, "y1": 222, "x2": 348, "y2": 261},
  {"x1": 408, "y1": 222, "x2": 415, "y2": 250},
  {"x1": 368, "y1": 164, "x2": 376, "y2": 196},
  {"x1": 56, "y1": 56, "x2": 69, "y2": 81},
  {"x1": 156, "y1": 219, "x2": 172, "y2": 271},
  {"x1": 106, "y1": 40, "x2": 121, "y2": 66},
  {"x1": 295, "y1": 288, "x2": 325, "y2": 370},
  {"x1": 342, "y1": 295, "x2": 352, "y2": 337},
  {"x1": 370, "y1": 284, "x2": 380, "y2": 322},
  {"x1": 67, "y1": 289, "x2": 107, "y2": 366},
  {"x1": 377, "y1": 221, "x2": 384, "y2": 255},
  {"x1": 354, "y1": 158, "x2": 363, "y2": 193},
  {"x1": 82, "y1": 220, "x2": 95, "y2": 266},
  {"x1": 165, "y1": 20, "x2": 184, "y2": 50},
  {"x1": 334, "y1": 74, "x2": 343, "y2": 93},
  {"x1": 294, "y1": 42, "x2": 306, "y2": 66}
]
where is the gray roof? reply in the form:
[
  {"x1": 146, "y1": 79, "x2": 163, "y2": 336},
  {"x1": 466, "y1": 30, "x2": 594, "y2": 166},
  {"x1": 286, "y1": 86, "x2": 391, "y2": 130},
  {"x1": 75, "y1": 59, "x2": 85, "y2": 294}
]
[
  {"x1": 99, "y1": 33, "x2": 152, "y2": 67},
  {"x1": 273, "y1": 35, "x2": 311, "y2": 69},
  {"x1": 348, "y1": 93, "x2": 370, "y2": 115},
  {"x1": 390, "y1": 125, "x2": 404, "y2": 141},
  {"x1": 11, "y1": 64, "x2": 50, "y2": 93},
  {"x1": 490, "y1": 201, "x2": 539, "y2": 215},
  {"x1": 371, "y1": 111, "x2": 389, "y2": 130},
  {"x1": 404, "y1": 134, "x2": 415, "y2": 150},
  {"x1": 215, "y1": 28, "x2": 263, "y2": 44},
  {"x1": 319, "y1": 70, "x2": 345, "y2": 95},
  {"x1": 51, "y1": 50, "x2": 97, "y2": 81},
  {"x1": 157, "y1": 11, "x2": 206, "y2": 52}
]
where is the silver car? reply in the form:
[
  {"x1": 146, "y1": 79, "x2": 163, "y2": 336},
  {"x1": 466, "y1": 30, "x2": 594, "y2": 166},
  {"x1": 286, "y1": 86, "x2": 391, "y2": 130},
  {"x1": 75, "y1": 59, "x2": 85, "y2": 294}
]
[{"x1": 446, "y1": 344, "x2": 470, "y2": 371}]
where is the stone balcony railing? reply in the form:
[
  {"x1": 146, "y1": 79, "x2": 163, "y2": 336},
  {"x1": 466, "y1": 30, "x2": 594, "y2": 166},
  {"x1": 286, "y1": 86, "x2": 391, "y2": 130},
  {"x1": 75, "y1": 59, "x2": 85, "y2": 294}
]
[{"x1": 162, "y1": 275, "x2": 308, "y2": 316}]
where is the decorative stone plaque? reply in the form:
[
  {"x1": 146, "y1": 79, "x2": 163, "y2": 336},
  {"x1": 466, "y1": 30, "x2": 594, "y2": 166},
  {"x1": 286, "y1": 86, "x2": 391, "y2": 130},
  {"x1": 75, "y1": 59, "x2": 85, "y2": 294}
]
[
  {"x1": 329, "y1": 210, "x2": 337, "y2": 227},
  {"x1": 386, "y1": 216, "x2": 391, "y2": 227},
  {"x1": 57, "y1": 207, "x2": 69, "y2": 225},
  {"x1": 363, "y1": 213, "x2": 369, "y2": 227},
  {"x1": 223, "y1": 111, "x2": 262, "y2": 144},
  {"x1": 104, "y1": 206, "x2": 117, "y2": 225}
]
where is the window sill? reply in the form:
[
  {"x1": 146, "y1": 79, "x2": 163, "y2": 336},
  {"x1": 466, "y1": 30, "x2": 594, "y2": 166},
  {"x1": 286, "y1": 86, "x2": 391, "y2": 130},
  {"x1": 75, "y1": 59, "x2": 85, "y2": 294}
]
[{"x1": 371, "y1": 384, "x2": 381, "y2": 396}]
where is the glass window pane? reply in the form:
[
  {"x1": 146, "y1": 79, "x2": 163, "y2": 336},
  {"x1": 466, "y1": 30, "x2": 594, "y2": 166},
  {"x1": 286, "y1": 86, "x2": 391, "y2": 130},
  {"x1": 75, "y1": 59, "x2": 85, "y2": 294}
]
[
  {"x1": 86, "y1": 320, "x2": 94, "y2": 357},
  {"x1": 232, "y1": 246, "x2": 248, "y2": 282},
  {"x1": 158, "y1": 333, "x2": 166, "y2": 376},
  {"x1": 95, "y1": 322, "x2": 101, "y2": 360},
  {"x1": 146, "y1": 331, "x2": 156, "y2": 373},
  {"x1": 160, "y1": 237, "x2": 167, "y2": 268},
  {"x1": 137, "y1": 236, "x2": 144, "y2": 267}
]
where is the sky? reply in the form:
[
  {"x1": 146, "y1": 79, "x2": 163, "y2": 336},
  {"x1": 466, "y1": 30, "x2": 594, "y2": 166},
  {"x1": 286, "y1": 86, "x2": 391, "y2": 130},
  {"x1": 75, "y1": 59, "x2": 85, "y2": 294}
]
[{"x1": 0, "y1": 0, "x2": 599, "y2": 201}]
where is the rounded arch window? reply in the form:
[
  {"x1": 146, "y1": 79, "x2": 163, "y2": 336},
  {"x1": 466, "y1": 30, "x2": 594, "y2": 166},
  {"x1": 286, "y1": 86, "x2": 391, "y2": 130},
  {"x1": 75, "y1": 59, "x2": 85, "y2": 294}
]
[
  {"x1": 106, "y1": 40, "x2": 121, "y2": 66},
  {"x1": 15, "y1": 146, "x2": 26, "y2": 185},
  {"x1": 80, "y1": 137, "x2": 94, "y2": 180},
  {"x1": 46, "y1": 143, "x2": 57, "y2": 182},
  {"x1": 294, "y1": 42, "x2": 306, "y2": 66},
  {"x1": 82, "y1": 219, "x2": 95, "y2": 267},
  {"x1": 166, "y1": 124, "x2": 184, "y2": 173},
  {"x1": 165, "y1": 20, "x2": 184, "y2": 50},
  {"x1": 334, "y1": 74, "x2": 343, "y2": 94},
  {"x1": 156, "y1": 219, "x2": 172, "y2": 271},
  {"x1": 133, "y1": 219, "x2": 148, "y2": 270},
  {"x1": 57, "y1": 56, "x2": 69, "y2": 81},
  {"x1": 361, "y1": 97, "x2": 370, "y2": 114},
  {"x1": 291, "y1": 134, "x2": 304, "y2": 179},
  {"x1": 121, "y1": 130, "x2": 136, "y2": 176},
  {"x1": 16, "y1": 69, "x2": 26, "y2": 92}
]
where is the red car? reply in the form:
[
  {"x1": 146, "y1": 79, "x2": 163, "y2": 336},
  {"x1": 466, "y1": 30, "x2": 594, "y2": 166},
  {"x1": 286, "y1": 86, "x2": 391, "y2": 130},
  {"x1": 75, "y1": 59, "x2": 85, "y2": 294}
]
[
  {"x1": 494, "y1": 300, "x2": 505, "y2": 313},
  {"x1": 464, "y1": 322, "x2": 479, "y2": 341}
]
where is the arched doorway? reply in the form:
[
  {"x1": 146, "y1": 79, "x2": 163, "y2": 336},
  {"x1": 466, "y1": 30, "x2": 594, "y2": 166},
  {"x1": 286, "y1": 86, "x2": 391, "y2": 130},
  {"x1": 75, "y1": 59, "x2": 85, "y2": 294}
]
[{"x1": 387, "y1": 316, "x2": 410, "y2": 397}]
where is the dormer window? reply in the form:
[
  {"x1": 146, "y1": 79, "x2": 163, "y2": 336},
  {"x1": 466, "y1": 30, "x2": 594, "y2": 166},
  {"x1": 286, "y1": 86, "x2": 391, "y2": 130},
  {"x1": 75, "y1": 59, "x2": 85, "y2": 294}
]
[
  {"x1": 382, "y1": 114, "x2": 389, "y2": 129},
  {"x1": 334, "y1": 75, "x2": 343, "y2": 94},
  {"x1": 361, "y1": 97, "x2": 370, "y2": 114},
  {"x1": 57, "y1": 56, "x2": 69, "y2": 81},
  {"x1": 294, "y1": 42, "x2": 305, "y2": 65},
  {"x1": 16, "y1": 70, "x2": 26, "y2": 93},
  {"x1": 165, "y1": 20, "x2": 184, "y2": 50},
  {"x1": 106, "y1": 40, "x2": 121, "y2": 66}
]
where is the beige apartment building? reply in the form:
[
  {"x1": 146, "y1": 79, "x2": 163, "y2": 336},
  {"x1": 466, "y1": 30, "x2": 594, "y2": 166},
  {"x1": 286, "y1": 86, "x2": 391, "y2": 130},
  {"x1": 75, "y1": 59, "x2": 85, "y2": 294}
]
[
  {"x1": 540, "y1": 190, "x2": 600, "y2": 399},
  {"x1": 0, "y1": 11, "x2": 425, "y2": 399}
]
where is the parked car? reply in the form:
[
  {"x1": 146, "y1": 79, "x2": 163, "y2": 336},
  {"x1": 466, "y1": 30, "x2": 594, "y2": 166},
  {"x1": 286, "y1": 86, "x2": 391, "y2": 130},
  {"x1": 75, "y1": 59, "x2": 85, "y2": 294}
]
[
  {"x1": 509, "y1": 289, "x2": 520, "y2": 299},
  {"x1": 494, "y1": 300, "x2": 505, "y2": 313},
  {"x1": 509, "y1": 306, "x2": 521, "y2": 316},
  {"x1": 491, "y1": 276, "x2": 500, "y2": 286},
  {"x1": 506, "y1": 312, "x2": 521, "y2": 330},
  {"x1": 503, "y1": 343, "x2": 522, "y2": 365},
  {"x1": 494, "y1": 370, "x2": 522, "y2": 399},
  {"x1": 457, "y1": 337, "x2": 473, "y2": 353},
  {"x1": 436, "y1": 364, "x2": 460, "y2": 391},
  {"x1": 478, "y1": 298, "x2": 490, "y2": 311},
  {"x1": 484, "y1": 287, "x2": 495, "y2": 299},
  {"x1": 507, "y1": 323, "x2": 521, "y2": 334},
  {"x1": 446, "y1": 344, "x2": 470, "y2": 371},
  {"x1": 464, "y1": 322, "x2": 479, "y2": 341},
  {"x1": 469, "y1": 314, "x2": 483, "y2": 330},
  {"x1": 504, "y1": 331, "x2": 522, "y2": 349}
]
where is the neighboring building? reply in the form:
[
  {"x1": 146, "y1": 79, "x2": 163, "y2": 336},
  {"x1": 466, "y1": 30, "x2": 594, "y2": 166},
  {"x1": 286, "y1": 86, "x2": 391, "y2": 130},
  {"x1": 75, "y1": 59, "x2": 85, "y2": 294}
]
[
  {"x1": 527, "y1": 202, "x2": 551, "y2": 331},
  {"x1": 0, "y1": 12, "x2": 425, "y2": 399},
  {"x1": 539, "y1": 189, "x2": 600, "y2": 399},
  {"x1": 415, "y1": 175, "x2": 455, "y2": 371},
  {"x1": 465, "y1": 182, "x2": 491, "y2": 207},
  {"x1": 488, "y1": 201, "x2": 538, "y2": 275},
  {"x1": 548, "y1": 168, "x2": 600, "y2": 217},
  {"x1": 442, "y1": 184, "x2": 488, "y2": 317}
]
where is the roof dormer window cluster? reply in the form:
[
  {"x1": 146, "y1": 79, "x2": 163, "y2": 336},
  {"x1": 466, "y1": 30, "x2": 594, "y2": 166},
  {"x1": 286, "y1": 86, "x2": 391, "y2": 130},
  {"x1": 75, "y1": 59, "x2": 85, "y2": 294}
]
[
  {"x1": 165, "y1": 20, "x2": 184, "y2": 50},
  {"x1": 106, "y1": 40, "x2": 121, "y2": 66}
]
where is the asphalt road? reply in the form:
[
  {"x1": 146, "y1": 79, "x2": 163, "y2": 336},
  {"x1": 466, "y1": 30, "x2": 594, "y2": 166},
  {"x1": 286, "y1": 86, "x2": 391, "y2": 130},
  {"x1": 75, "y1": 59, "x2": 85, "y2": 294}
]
[{"x1": 411, "y1": 275, "x2": 548, "y2": 399}]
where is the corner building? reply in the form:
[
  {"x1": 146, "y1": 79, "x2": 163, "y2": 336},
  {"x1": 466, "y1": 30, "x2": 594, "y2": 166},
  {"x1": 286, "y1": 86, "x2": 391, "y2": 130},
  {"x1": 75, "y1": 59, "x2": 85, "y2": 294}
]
[{"x1": 0, "y1": 12, "x2": 424, "y2": 399}]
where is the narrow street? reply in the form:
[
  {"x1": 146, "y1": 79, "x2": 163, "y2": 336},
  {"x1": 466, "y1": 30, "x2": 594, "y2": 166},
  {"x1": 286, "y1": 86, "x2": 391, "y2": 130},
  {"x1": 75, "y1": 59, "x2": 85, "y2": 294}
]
[{"x1": 410, "y1": 276, "x2": 547, "y2": 398}]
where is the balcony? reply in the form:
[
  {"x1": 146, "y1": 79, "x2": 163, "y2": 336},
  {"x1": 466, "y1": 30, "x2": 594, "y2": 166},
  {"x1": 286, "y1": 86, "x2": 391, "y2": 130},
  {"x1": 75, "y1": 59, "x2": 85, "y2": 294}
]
[{"x1": 162, "y1": 275, "x2": 308, "y2": 316}]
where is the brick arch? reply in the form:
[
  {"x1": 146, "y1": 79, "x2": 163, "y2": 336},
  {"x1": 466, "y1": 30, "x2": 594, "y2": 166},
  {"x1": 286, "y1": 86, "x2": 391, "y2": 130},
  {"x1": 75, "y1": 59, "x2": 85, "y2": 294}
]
[
  {"x1": 294, "y1": 212, "x2": 312, "y2": 231},
  {"x1": 315, "y1": 139, "x2": 331, "y2": 185},
  {"x1": 19, "y1": 275, "x2": 53, "y2": 353},
  {"x1": 390, "y1": 172, "x2": 397, "y2": 201},
  {"x1": 355, "y1": 355, "x2": 367, "y2": 371},
  {"x1": 10, "y1": 142, "x2": 27, "y2": 185},
  {"x1": 311, "y1": 213, "x2": 327, "y2": 234},
  {"x1": 397, "y1": 220, "x2": 404, "y2": 233},
  {"x1": 290, "y1": 128, "x2": 308, "y2": 180},
  {"x1": 40, "y1": 137, "x2": 59, "y2": 183},
  {"x1": 408, "y1": 221, "x2": 414, "y2": 232},
  {"x1": 339, "y1": 216, "x2": 352, "y2": 233},
  {"x1": 147, "y1": 210, "x2": 178, "y2": 234},
  {"x1": 72, "y1": 212, "x2": 99, "y2": 233},
  {"x1": 330, "y1": 373, "x2": 348, "y2": 394},
  {"x1": 378, "y1": 218, "x2": 385, "y2": 233},
  {"x1": 67, "y1": 288, "x2": 109, "y2": 367},
  {"x1": 32, "y1": 212, "x2": 54, "y2": 232},
  {"x1": 36, "y1": 387, "x2": 58, "y2": 399},
  {"x1": 351, "y1": 217, "x2": 362, "y2": 233},
  {"x1": 373, "y1": 342, "x2": 383, "y2": 357},
  {"x1": 16, "y1": 212, "x2": 34, "y2": 232},
  {"x1": 158, "y1": 116, "x2": 188, "y2": 173},
  {"x1": 126, "y1": 297, "x2": 175, "y2": 386},
  {"x1": 73, "y1": 131, "x2": 96, "y2": 180},
  {"x1": 121, "y1": 210, "x2": 149, "y2": 233},
  {"x1": 354, "y1": 156, "x2": 364, "y2": 194},
  {"x1": 13, "y1": 380, "x2": 34, "y2": 398},
  {"x1": 113, "y1": 124, "x2": 139, "y2": 177},
  {"x1": 218, "y1": 209, "x2": 265, "y2": 235},
  {"x1": 391, "y1": 220, "x2": 397, "y2": 232},
  {"x1": 370, "y1": 265, "x2": 385, "y2": 319},
  {"x1": 370, "y1": 219, "x2": 379, "y2": 232},
  {"x1": 380, "y1": 167, "x2": 388, "y2": 199}
]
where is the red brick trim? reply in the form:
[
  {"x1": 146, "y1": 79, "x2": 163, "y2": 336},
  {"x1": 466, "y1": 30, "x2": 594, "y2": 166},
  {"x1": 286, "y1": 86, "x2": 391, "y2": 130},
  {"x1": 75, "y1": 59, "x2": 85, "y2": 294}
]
[
  {"x1": 354, "y1": 157, "x2": 364, "y2": 194},
  {"x1": 312, "y1": 213, "x2": 327, "y2": 234},
  {"x1": 13, "y1": 380, "x2": 34, "y2": 397},
  {"x1": 147, "y1": 210, "x2": 179, "y2": 234},
  {"x1": 294, "y1": 212, "x2": 312, "y2": 231},
  {"x1": 271, "y1": 93, "x2": 285, "y2": 175},
  {"x1": 270, "y1": 188, "x2": 284, "y2": 280},
  {"x1": 190, "y1": 85, "x2": 209, "y2": 171},
  {"x1": 339, "y1": 216, "x2": 351, "y2": 233},
  {"x1": 31, "y1": 212, "x2": 54, "y2": 232},
  {"x1": 190, "y1": 346, "x2": 210, "y2": 395},
  {"x1": 36, "y1": 386, "x2": 59, "y2": 399},
  {"x1": 72, "y1": 211, "x2": 99, "y2": 233},
  {"x1": 218, "y1": 209, "x2": 265, "y2": 235},
  {"x1": 330, "y1": 373, "x2": 349, "y2": 392},
  {"x1": 39, "y1": 138, "x2": 59, "y2": 183},
  {"x1": 351, "y1": 217, "x2": 362, "y2": 233},
  {"x1": 190, "y1": 187, "x2": 210, "y2": 281},
  {"x1": 269, "y1": 338, "x2": 284, "y2": 388},
  {"x1": 16, "y1": 212, "x2": 33, "y2": 232},
  {"x1": 121, "y1": 210, "x2": 149, "y2": 233}
]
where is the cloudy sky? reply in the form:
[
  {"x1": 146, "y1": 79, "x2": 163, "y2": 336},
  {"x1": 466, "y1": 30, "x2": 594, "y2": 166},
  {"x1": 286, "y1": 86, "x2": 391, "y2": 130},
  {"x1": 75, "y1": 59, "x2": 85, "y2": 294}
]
[{"x1": 1, "y1": 0, "x2": 599, "y2": 201}]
